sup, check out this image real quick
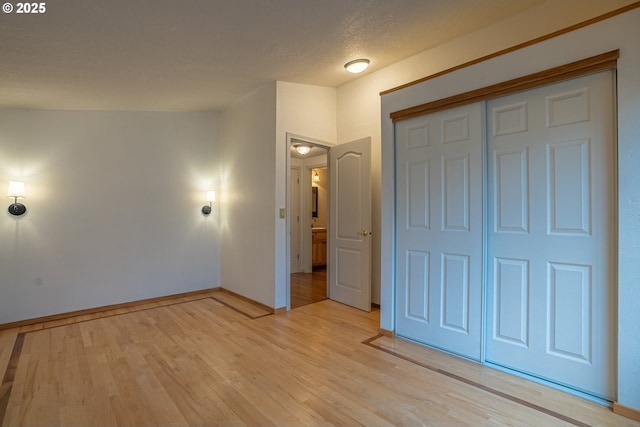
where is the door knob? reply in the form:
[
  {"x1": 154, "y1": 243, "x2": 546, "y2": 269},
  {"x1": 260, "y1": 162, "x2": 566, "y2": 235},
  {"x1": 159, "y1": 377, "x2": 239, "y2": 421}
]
[{"x1": 359, "y1": 229, "x2": 372, "y2": 237}]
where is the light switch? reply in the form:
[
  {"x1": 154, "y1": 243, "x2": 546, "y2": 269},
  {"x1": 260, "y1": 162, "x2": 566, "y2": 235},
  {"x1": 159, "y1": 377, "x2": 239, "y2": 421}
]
[{"x1": 279, "y1": 208, "x2": 285, "y2": 218}]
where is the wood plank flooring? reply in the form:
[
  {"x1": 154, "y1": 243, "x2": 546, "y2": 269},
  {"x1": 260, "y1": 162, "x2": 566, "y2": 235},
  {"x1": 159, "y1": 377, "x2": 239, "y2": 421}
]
[
  {"x1": 0, "y1": 294, "x2": 637, "y2": 427},
  {"x1": 290, "y1": 268, "x2": 327, "y2": 309}
]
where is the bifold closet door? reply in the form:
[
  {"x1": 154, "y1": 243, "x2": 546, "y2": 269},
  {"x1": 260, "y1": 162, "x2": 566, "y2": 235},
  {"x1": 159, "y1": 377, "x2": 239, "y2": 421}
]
[
  {"x1": 395, "y1": 103, "x2": 483, "y2": 360},
  {"x1": 485, "y1": 71, "x2": 616, "y2": 400}
]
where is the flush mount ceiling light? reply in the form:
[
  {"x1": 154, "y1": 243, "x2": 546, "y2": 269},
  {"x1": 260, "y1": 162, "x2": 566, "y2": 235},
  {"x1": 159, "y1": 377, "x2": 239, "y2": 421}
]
[
  {"x1": 344, "y1": 58, "x2": 370, "y2": 74},
  {"x1": 294, "y1": 144, "x2": 311, "y2": 155}
]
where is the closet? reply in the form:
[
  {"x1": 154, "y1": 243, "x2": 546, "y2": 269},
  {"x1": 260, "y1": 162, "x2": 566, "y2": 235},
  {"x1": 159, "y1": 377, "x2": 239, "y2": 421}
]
[{"x1": 394, "y1": 70, "x2": 615, "y2": 400}]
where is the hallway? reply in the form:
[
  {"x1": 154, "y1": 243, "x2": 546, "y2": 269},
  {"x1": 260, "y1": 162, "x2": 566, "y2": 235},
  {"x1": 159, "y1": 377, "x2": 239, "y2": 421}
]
[{"x1": 290, "y1": 268, "x2": 326, "y2": 309}]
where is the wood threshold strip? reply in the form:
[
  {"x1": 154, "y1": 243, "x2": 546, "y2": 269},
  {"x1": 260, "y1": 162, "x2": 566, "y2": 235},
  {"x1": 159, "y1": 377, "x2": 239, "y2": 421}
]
[
  {"x1": 377, "y1": 328, "x2": 395, "y2": 338},
  {"x1": 219, "y1": 288, "x2": 282, "y2": 315},
  {"x1": 613, "y1": 402, "x2": 640, "y2": 422},
  {"x1": 390, "y1": 50, "x2": 619, "y2": 122},
  {"x1": 362, "y1": 335, "x2": 592, "y2": 427},
  {"x1": 0, "y1": 333, "x2": 25, "y2": 426},
  {"x1": 0, "y1": 288, "x2": 218, "y2": 331},
  {"x1": 381, "y1": 1, "x2": 639, "y2": 97},
  {"x1": 209, "y1": 296, "x2": 273, "y2": 320}
]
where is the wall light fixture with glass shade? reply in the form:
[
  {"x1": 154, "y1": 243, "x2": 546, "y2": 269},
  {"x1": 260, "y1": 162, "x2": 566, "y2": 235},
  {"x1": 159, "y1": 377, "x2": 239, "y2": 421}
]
[
  {"x1": 7, "y1": 180, "x2": 27, "y2": 216},
  {"x1": 202, "y1": 190, "x2": 215, "y2": 215},
  {"x1": 313, "y1": 170, "x2": 320, "y2": 182}
]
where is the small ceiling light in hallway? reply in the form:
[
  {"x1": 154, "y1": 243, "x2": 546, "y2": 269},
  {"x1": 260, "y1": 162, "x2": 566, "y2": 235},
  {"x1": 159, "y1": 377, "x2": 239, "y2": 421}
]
[
  {"x1": 294, "y1": 144, "x2": 311, "y2": 155},
  {"x1": 344, "y1": 58, "x2": 370, "y2": 73}
]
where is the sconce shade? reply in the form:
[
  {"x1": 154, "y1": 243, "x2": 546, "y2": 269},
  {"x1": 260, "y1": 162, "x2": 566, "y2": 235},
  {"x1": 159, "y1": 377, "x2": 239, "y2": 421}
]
[
  {"x1": 7, "y1": 180, "x2": 26, "y2": 216},
  {"x1": 202, "y1": 190, "x2": 215, "y2": 215},
  {"x1": 8, "y1": 180, "x2": 25, "y2": 198},
  {"x1": 313, "y1": 171, "x2": 320, "y2": 182}
]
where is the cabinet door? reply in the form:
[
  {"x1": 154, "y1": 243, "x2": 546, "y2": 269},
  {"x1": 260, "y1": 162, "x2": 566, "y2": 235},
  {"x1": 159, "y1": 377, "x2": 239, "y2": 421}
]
[{"x1": 312, "y1": 231, "x2": 327, "y2": 266}]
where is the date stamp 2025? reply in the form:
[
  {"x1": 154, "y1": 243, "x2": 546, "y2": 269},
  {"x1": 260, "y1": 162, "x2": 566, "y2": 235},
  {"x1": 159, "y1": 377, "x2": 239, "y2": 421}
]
[{"x1": 3, "y1": 2, "x2": 47, "y2": 14}]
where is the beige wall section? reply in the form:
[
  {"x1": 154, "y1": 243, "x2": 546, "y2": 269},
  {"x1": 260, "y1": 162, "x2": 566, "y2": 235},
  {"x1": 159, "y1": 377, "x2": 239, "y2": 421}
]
[
  {"x1": 222, "y1": 81, "x2": 335, "y2": 309},
  {"x1": 221, "y1": 83, "x2": 278, "y2": 308},
  {"x1": 0, "y1": 110, "x2": 221, "y2": 324},
  {"x1": 275, "y1": 82, "x2": 337, "y2": 308}
]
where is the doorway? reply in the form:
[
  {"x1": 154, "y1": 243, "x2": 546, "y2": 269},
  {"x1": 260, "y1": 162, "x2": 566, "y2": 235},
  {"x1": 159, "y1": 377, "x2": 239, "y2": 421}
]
[
  {"x1": 289, "y1": 136, "x2": 330, "y2": 309},
  {"x1": 286, "y1": 134, "x2": 373, "y2": 312}
]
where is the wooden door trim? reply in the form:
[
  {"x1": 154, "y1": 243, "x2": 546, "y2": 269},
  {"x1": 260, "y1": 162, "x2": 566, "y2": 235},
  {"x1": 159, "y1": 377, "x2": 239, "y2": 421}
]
[
  {"x1": 613, "y1": 403, "x2": 640, "y2": 422},
  {"x1": 390, "y1": 50, "x2": 619, "y2": 123}
]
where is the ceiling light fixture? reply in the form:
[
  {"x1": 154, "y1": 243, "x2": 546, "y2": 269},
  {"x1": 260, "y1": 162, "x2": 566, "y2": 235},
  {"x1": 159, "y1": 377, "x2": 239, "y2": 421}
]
[
  {"x1": 344, "y1": 58, "x2": 370, "y2": 74},
  {"x1": 294, "y1": 144, "x2": 311, "y2": 155}
]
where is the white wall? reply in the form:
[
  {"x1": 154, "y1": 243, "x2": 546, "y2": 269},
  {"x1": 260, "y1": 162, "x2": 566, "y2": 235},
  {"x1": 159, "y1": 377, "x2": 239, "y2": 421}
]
[
  {"x1": 221, "y1": 83, "x2": 278, "y2": 308},
  {"x1": 0, "y1": 110, "x2": 221, "y2": 323},
  {"x1": 220, "y1": 81, "x2": 335, "y2": 310},
  {"x1": 276, "y1": 82, "x2": 336, "y2": 308},
  {"x1": 378, "y1": 8, "x2": 640, "y2": 411}
]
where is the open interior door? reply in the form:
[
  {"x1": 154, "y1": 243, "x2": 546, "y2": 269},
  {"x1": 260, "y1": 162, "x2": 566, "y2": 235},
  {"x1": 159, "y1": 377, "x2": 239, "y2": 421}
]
[{"x1": 328, "y1": 137, "x2": 371, "y2": 311}]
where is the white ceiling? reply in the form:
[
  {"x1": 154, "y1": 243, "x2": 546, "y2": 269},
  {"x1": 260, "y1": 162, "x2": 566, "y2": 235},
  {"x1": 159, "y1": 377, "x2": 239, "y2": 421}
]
[{"x1": 0, "y1": 0, "x2": 542, "y2": 111}]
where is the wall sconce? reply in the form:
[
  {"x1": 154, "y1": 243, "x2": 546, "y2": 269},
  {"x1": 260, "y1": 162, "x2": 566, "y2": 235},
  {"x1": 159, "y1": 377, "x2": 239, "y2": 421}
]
[
  {"x1": 7, "y1": 180, "x2": 27, "y2": 216},
  {"x1": 313, "y1": 170, "x2": 320, "y2": 182},
  {"x1": 202, "y1": 190, "x2": 215, "y2": 215}
]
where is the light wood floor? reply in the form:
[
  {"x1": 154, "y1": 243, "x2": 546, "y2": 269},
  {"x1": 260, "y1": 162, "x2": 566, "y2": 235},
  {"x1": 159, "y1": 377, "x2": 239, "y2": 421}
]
[
  {"x1": 290, "y1": 268, "x2": 327, "y2": 309},
  {"x1": 0, "y1": 292, "x2": 637, "y2": 427}
]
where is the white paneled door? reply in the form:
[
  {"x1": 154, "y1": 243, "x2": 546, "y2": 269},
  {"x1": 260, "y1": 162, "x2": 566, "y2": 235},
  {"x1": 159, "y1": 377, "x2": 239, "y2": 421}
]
[
  {"x1": 395, "y1": 71, "x2": 615, "y2": 399},
  {"x1": 329, "y1": 138, "x2": 372, "y2": 312},
  {"x1": 395, "y1": 104, "x2": 483, "y2": 360},
  {"x1": 485, "y1": 72, "x2": 616, "y2": 400}
]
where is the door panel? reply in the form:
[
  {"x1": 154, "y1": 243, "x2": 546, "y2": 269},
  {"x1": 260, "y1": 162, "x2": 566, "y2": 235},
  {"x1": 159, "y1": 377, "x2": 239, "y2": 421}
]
[
  {"x1": 493, "y1": 257, "x2": 529, "y2": 347},
  {"x1": 328, "y1": 138, "x2": 371, "y2": 311},
  {"x1": 395, "y1": 103, "x2": 483, "y2": 360},
  {"x1": 486, "y1": 72, "x2": 615, "y2": 399}
]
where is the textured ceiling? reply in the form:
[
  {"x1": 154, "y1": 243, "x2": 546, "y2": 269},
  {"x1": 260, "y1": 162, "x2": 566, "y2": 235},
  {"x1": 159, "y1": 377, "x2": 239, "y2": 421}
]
[{"x1": 0, "y1": 0, "x2": 542, "y2": 111}]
